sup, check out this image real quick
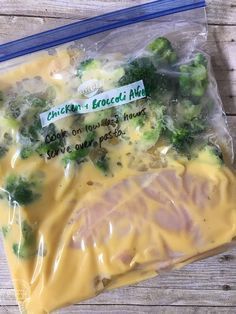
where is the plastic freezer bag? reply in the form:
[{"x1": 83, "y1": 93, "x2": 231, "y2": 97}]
[{"x1": 0, "y1": 0, "x2": 236, "y2": 313}]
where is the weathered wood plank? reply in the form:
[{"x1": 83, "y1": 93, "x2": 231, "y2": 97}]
[
  {"x1": 1, "y1": 15, "x2": 235, "y2": 42},
  {"x1": 1, "y1": 286, "x2": 236, "y2": 307},
  {"x1": 0, "y1": 305, "x2": 236, "y2": 314},
  {"x1": 38, "y1": 306, "x2": 236, "y2": 314},
  {"x1": 0, "y1": 16, "x2": 68, "y2": 43},
  {"x1": 0, "y1": 0, "x2": 235, "y2": 25},
  {"x1": 0, "y1": 18, "x2": 235, "y2": 45}
]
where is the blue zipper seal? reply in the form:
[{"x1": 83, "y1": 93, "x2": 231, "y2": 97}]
[{"x1": 0, "y1": 0, "x2": 206, "y2": 63}]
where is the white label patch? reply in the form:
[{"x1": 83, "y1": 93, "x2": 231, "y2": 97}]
[{"x1": 40, "y1": 80, "x2": 146, "y2": 127}]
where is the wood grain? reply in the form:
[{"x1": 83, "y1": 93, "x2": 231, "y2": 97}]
[
  {"x1": 1, "y1": 286, "x2": 236, "y2": 307},
  {"x1": 0, "y1": 0, "x2": 236, "y2": 313},
  {"x1": 0, "y1": 0, "x2": 235, "y2": 25},
  {"x1": 0, "y1": 306, "x2": 236, "y2": 314}
]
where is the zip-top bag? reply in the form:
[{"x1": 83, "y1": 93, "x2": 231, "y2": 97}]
[{"x1": 0, "y1": 1, "x2": 236, "y2": 313}]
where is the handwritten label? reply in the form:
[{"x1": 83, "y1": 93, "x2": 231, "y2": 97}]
[
  {"x1": 40, "y1": 80, "x2": 146, "y2": 127},
  {"x1": 44, "y1": 106, "x2": 147, "y2": 160}
]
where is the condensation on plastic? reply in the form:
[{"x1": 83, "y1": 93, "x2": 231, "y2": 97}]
[{"x1": 0, "y1": 1, "x2": 236, "y2": 314}]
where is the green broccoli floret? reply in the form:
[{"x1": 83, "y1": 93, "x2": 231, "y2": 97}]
[
  {"x1": 119, "y1": 57, "x2": 158, "y2": 97},
  {"x1": 179, "y1": 53, "x2": 208, "y2": 98},
  {"x1": 5, "y1": 175, "x2": 41, "y2": 206},
  {"x1": 0, "y1": 145, "x2": 8, "y2": 159},
  {"x1": 20, "y1": 147, "x2": 34, "y2": 159},
  {"x1": 175, "y1": 99, "x2": 203, "y2": 123},
  {"x1": 119, "y1": 56, "x2": 176, "y2": 96},
  {"x1": 20, "y1": 123, "x2": 65, "y2": 159},
  {"x1": 171, "y1": 126, "x2": 194, "y2": 153},
  {"x1": 13, "y1": 220, "x2": 37, "y2": 259},
  {"x1": 148, "y1": 37, "x2": 177, "y2": 65},
  {"x1": 140, "y1": 104, "x2": 166, "y2": 150},
  {"x1": 119, "y1": 101, "x2": 166, "y2": 151},
  {"x1": 77, "y1": 59, "x2": 101, "y2": 79},
  {"x1": 170, "y1": 118, "x2": 206, "y2": 155},
  {"x1": 7, "y1": 98, "x2": 22, "y2": 119},
  {"x1": 6, "y1": 92, "x2": 51, "y2": 121},
  {"x1": 26, "y1": 87, "x2": 56, "y2": 108},
  {"x1": 63, "y1": 147, "x2": 90, "y2": 165},
  {"x1": 4, "y1": 86, "x2": 56, "y2": 145},
  {"x1": 36, "y1": 139, "x2": 65, "y2": 159},
  {"x1": 22, "y1": 125, "x2": 39, "y2": 143},
  {"x1": 2, "y1": 83, "x2": 63, "y2": 160},
  {"x1": 90, "y1": 148, "x2": 109, "y2": 175},
  {"x1": 13, "y1": 242, "x2": 37, "y2": 259},
  {"x1": 0, "y1": 132, "x2": 12, "y2": 159},
  {"x1": 20, "y1": 114, "x2": 44, "y2": 144},
  {"x1": 20, "y1": 134, "x2": 65, "y2": 159},
  {"x1": 28, "y1": 97, "x2": 48, "y2": 109},
  {"x1": 193, "y1": 53, "x2": 208, "y2": 67},
  {"x1": 3, "y1": 132, "x2": 13, "y2": 145},
  {"x1": 2, "y1": 225, "x2": 10, "y2": 238},
  {"x1": 63, "y1": 132, "x2": 96, "y2": 166}
]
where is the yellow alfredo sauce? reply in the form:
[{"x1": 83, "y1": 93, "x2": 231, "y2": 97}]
[{"x1": 0, "y1": 49, "x2": 236, "y2": 314}]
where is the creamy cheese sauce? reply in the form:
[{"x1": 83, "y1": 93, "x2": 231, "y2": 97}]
[{"x1": 0, "y1": 48, "x2": 236, "y2": 314}]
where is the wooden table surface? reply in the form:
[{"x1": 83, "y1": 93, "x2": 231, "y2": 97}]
[{"x1": 0, "y1": 1, "x2": 236, "y2": 313}]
